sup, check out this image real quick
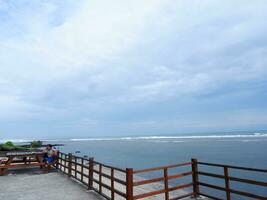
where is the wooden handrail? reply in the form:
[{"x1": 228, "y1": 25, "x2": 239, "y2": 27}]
[
  {"x1": 198, "y1": 181, "x2": 267, "y2": 200},
  {"x1": 198, "y1": 181, "x2": 227, "y2": 192},
  {"x1": 93, "y1": 169, "x2": 127, "y2": 185},
  {"x1": 230, "y1": 176, "x2": 267, "y2": 187},
  {"x1": 197, "y1": 161, "x2": 267, "y2": 200},
  {"x1": 57, "y1": 153, "x2": 128, "y2": 200},
  {"x1": 133, "y1": 183, "x2": 193, "y2": 200},
  {"x1": 93, "y1": 160, "x2": 126, "y2": 173},
  {"x1": 92, "y1": 178, "x2": 127, "y2": 198},
  {"x1": 133, "y1": 171, "x2": 192, "y2": 186},
  {"x1": 133, "y1": 162, "x2": 192, "y2": 174},
  {"x1": 132, "y1": 160, "x2": 195, "y2": 200},
  {"x1": 229, "y1": 188, "x2": 266, "y2": 200},
  {"x1": 168, "y1": 183, "x2": 193, "y2": 192},
  {"x1": 198, "y1": 171, "x2": 267, "y2": 187},
  {"x1": 197, "y1": 161, "x2": 267, "y2": 173}
]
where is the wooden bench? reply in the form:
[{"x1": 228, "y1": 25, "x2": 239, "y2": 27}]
[{"x1": 0, "y1": 152, "x2": 57, "y2": 175}]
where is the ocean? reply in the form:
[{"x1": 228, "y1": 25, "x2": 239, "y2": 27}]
[
  {"x1": 55, "y1": 132, "x2": 267, "y2": 169},
  {"x1": 2, "y1": 131, "x2": 267, "y2": 199},
  {"x1": 54, "y1": 131, "x2": 267, "y2": 199}
]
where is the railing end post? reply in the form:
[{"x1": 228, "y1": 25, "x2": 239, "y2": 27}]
[
  {"x1": 126, "y1": 168, "x2": 134, "y2": 200},
  {"x1": 88, "y1": 157, "x2": 94, "y2": 190},
  {"x1": 224, "y1": 166, "x2": 231, "y2": 200},
  {"x1": 191, "y1": 158, "x2": 199, "y2": 198}
]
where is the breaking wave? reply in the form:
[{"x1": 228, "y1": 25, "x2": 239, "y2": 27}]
[
  {"x1": 1, "y1": 132, "x2": 266, "y2": 143},
  {"x1": 69, "y1": 132, "x2": 267, "y2": 142}
]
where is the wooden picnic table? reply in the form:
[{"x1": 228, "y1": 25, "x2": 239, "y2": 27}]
[{"x1": 0, "y1": 151, "x2": 45, "y2": 175}]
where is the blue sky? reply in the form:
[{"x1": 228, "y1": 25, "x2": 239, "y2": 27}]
[{"x1": 0, "y1": 0, "x2": 267, "y2": 139}]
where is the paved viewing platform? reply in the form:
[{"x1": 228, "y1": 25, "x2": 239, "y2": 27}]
[{"x1": 0, "y1": 169, "x2": 104, "y2": 200}]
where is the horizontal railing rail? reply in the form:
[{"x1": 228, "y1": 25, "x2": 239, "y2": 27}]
[
  {"x1": 197, "y1": 161, "x2": 267, "y2": 173},
  {"x1": 133, "y1": 162, "x2": 192, "y2": 174}
]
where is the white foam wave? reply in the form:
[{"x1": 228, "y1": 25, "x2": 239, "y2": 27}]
[
  {"x1": 68, "y1": 133, "x2": 267, "y2": 142},
  {"x1": 149, "y1": 140, "x2": 186, "y2": 143},
  {"x1": 2, "y1": 133, "x2": 266, "y2": 143}
]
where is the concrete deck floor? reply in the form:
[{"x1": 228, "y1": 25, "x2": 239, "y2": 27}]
[{"x1": 0, "y1": 169, "x2": 104, "y2": 200}]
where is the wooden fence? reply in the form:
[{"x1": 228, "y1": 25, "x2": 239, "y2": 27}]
[
  {"x1": 56, "y1": 152, "x2": 267, "y2": 200},
  {"x1": 57, "y1": 152, "x2": 129, "y2": 200},
  {"x1": 196, "y1": 161, "x2": 267, "y2": 200},
  {"x1": 132, "y1": 160, "x2": 195, "y2": 200}
]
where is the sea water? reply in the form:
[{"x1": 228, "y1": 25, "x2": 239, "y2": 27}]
[
  {"x1": 51, "y1": 131, "x2": 267, "y2": 199},
  {"x1": 53, "y1": 132, "x2": 267, "y2": 168}
]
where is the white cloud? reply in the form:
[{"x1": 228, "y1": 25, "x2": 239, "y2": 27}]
[{"x1": 0, "y1": 0, "x2": 267, "y2": 137}]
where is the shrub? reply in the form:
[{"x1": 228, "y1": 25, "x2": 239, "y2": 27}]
[
  {"x1": 0, "y1": 141, "x2": 16, "y2": 150},
  {"x1": 30, "y1": 140, "x2": 43, "y2": 148},
  {"x1": 0, "y1": 141, "x2": 28, "y2": 151}
]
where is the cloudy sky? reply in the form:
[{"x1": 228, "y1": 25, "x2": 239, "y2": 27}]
[{"x1": 0, "y1": 0, "x2": 267, "y2": 139}]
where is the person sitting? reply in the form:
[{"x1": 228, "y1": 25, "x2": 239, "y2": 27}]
[{"x1": 43, "y1": 144, "x2": 58, "y2": 169}]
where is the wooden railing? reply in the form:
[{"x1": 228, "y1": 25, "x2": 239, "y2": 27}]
[
  {"x1": 131, "y1": 160, "x2": 195, "y2": 200},
  {"x1": 56, "y1": 153, "x2": 267, "y2": 200},
  {"x1": 57, "y1": 152, "x2": 129, "y2": 200},
  {"x1": 196, "y1": 161, "x2": 267, "y2": 200}
]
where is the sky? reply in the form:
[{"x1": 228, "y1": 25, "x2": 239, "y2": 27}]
[{"x1": 0, "y1": 0, "x2": 267, "y2": 140}]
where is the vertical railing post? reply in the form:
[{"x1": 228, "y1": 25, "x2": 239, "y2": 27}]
[
  {"x1": 99, "y1": 164, "x2": 102, "y2": 193},
  {"x1": 68, "y1": 153, "x2": 72, "y2": 177},
  {"x1": 224, "y1": 166, "x2": 231, "y2": 200},
  {"x1": 111, "y1": 168, "x2": 115, "y2": 200},
  {"x1": 55, "y1": 156, "x2": 59, "y2": 169},
  {"x1": 191, "y1": 158, "x2": 199, "y2": 198},
  {"x1": 75, "y1": 157, "x2": 77, "y2": 179},
  {"x1": 55, "y1": 152, "x2": 59, "y2": 169},
  {"x1": 57, "y1": 153, "x2": 60, "y2": 170},
  {"x1": 81, "y1": 158, "x2": 84, "y2": 183},
  {"x1": 164, "y1": 168, "x2": 169, "y2": 200},
  {"x1": 126, "y1": 168, "x2": 134, "y2": 200},
  {"x1": 88, "y1": 157, "x2": 94, "y2": 190},
  {"x1": 64, "y1": 154, "x2": 67, "y2": 173}
]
